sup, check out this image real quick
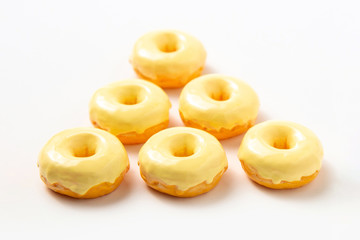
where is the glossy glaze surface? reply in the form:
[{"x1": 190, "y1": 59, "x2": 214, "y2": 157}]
[
  {"x1": 238, "y1": 121, "x2": 323, "y2": 184},
  {"x1": 179, "y1": 74, "x2": 259, "y2": 131},
  {"x1": 38, "y1": 128, "x2": 129, "y2": 195},
  {"x1": 130, "y1": 30, "x2": 206, "y2": 87},
  {"x1": 89, "y1": 79, "x2": 171, "y2": 135},
  {"x1": 138, "y1": 127, "x2": 228, "y2": 191}
]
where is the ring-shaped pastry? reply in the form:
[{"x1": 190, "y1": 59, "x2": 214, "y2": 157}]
[
  {"x1": 89, "y1": 79, "x2": 171, "y2": 144},
  {"x1": 130, "y1": 30, "x2": 206, "y2": 88},
  {"x1": 138, "y1": 127, "x2": 228, "y2": 197},
  {"x1": 38, "y1": 128, "x2": 130, "y2": 198},
  {"x1": 238, "y1": 120, "x2": 323, "y2": 189},
  {"x1": 179, "y1": 74, "x2": 259, "y2": 139}
]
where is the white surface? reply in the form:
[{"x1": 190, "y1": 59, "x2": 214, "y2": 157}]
[{"x1": 1, "y1": 0, "x2": 359, "y2": 239}]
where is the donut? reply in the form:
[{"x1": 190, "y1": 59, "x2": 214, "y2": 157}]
[
  {"x1": 38, "y1": 128, "x2": 130, "y2": 198},
  {"x1": 138, "y1": 127, "x2": 228, "y2": 197},
  {"x1": 179, "y1": 74, "x2": 260, "y2": 140},
  {"x1": 89, "y1": 79, "x2": 171, "y2": 144},
  {"x1": 130, "y1": 30, "x2": 206, "y2": 88},
  {"x1": 238, "y1": 120, "x2": 323, "y2": 189}
]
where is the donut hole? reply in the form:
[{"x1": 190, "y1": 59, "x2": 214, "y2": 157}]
[
  {"x1": 262, "y1": 126, "x2": 297, "y2": 150},
  {"x1": 204, "y1": 78, "x2": 232, "y2": 101},
  {"x1": 63, "y1": 133, "x2": 99, "y2": 158},
  {"x1": 168, "y1": 133, "x2": 200, "y2": 157},
  {"x1": 272, "y1": 138, "x2": 292, "y2": 150},
  {"x1": 156, "y1": 32, "x2": 180, "y2": 53},
  {"x1": 116, "y1": 85, "x2": 146, "y2": 105}
]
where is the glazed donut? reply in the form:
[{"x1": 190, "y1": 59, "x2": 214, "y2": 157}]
[
  {"x1": 38, "y1": 128, "x2": 130, "y2": 198},
  {"x1": 130, "y1": 30, "x2": 206, "y2": 88},
  {"x1": 179, "y1": 74, "x2": 260, "y2": 140},
  {"x1": 89, "y1": 79, "x2": 171, "y2": 144},
  {"x1": 138, "y1": 127, "x2": 228, "y2": 197},
  {"x1": 238, "y1": 121, "x2": 323, "y2": 189}
]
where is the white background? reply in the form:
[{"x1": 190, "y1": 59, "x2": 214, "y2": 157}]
[{"x1": 1, "y1": 0, "x2": 359, "y2": 239}]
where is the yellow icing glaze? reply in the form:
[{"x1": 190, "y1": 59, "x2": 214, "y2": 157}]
[
  {"x1": 38, "y1": 128, "x2": 129, "y2": 195},
  {"x1": 179, "y1": 74, "x2": 260, "y2": 131},
  {"x1": 130, "y1": 30, "x2": 206, "y2": 88},
  {"x1": 138, "y1": 127, "x2": 228, "y2": 191},
  {"x1": 89, "y1": 79, "x2": 171, "y2": 135},
  {"x1": 238, "y1": 121, "x2": 323, "y2": 184}
]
